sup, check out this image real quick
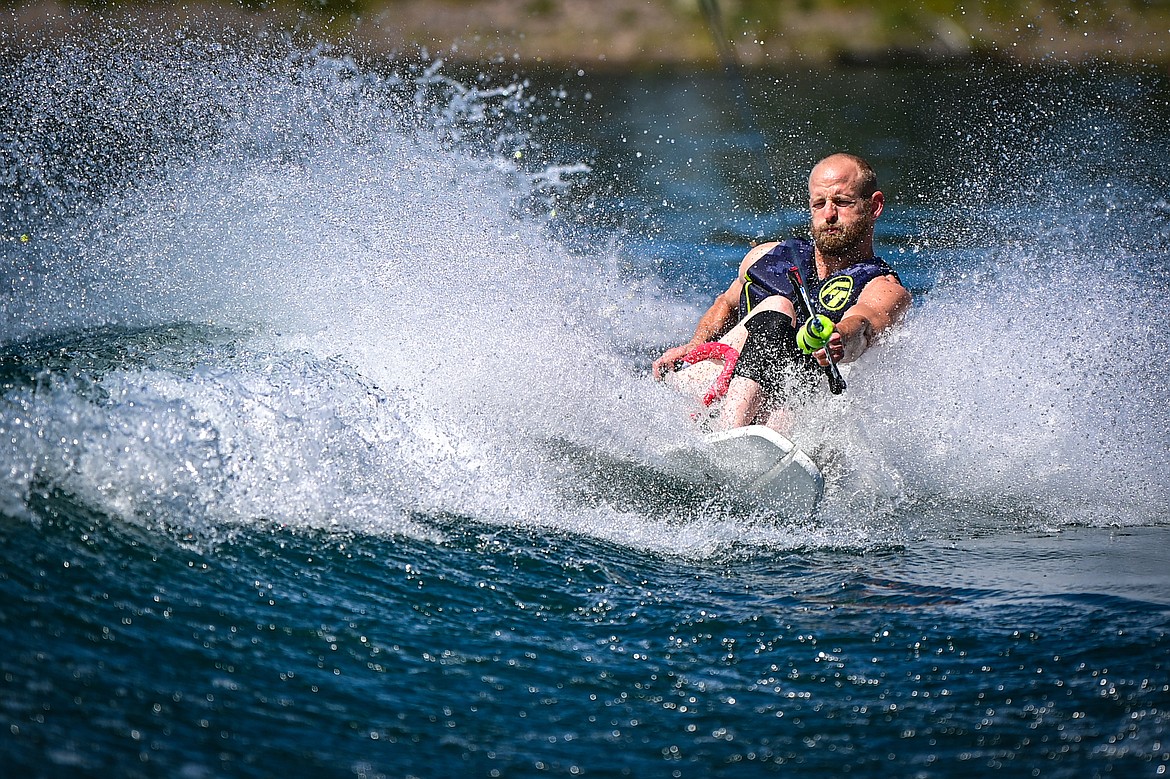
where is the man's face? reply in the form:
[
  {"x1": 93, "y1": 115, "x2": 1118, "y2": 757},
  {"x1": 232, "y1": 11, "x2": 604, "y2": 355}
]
[{"x1": 808, "y1": 161, "x2": 876, "y2": 257}]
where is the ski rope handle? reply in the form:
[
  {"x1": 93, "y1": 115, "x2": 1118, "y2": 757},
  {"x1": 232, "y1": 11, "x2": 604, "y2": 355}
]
[
  {"x1": 786, "y1": 266, "x2": 847, "y2": 395},
  {"x1": 680, "y1": 342, "x2": 740, "y2": 406}
]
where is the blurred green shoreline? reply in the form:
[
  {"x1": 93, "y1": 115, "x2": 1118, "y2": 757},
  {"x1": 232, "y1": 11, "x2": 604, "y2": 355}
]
[{"x1": 5, "y1": 0, "x2": 1170, "y2": 67}]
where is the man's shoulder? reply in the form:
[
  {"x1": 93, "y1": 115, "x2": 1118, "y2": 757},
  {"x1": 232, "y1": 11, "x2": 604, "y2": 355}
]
[
  {"x1": 838, "y1": 254, "x2": 900, "y2": 282},
  {"x1": 855, "y1": 272, "x2": 912, "y2": 312},
  {"x1": 768, "y1": 237, "x2": 813, "y2": 255},
  {"x1": 743, "y1": 238, "x2": 812, "y2": 272}
]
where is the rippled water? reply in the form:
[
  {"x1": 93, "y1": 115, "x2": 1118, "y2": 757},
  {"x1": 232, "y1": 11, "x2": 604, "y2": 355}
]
[{"x1": 1, "y1": 21, "x2": 1168, "y2": 778}]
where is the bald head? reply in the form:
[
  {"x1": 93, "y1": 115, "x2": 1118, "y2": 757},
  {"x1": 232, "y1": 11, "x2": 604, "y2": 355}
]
[{"x1": 809, "y1": 153, "x2": 878, "y2": 199}]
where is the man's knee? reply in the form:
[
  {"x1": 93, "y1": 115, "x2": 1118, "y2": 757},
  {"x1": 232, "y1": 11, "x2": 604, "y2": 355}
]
[{"x1": 732, "y1": 310, "x2": 815, "y2": 394}]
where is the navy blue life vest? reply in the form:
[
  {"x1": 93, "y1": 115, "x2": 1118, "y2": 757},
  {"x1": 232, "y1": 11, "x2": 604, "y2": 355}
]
[{"x1": 738, "y1": 238, "x2": 900, "y2": 324}]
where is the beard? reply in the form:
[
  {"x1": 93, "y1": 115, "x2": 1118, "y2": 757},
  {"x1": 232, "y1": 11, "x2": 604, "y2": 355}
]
[{"x1": 812, "y1": 216, "x2": 870, "y2": 256}]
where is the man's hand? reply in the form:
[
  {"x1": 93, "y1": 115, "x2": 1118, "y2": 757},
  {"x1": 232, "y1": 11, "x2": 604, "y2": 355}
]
[
  {"x1": 809, "y1": 331, "x2": 845, "y2": 367},
  {"x1": 652, "y1": 343, "x2": 699, "y2": 380},
  {"x1": 809, "y1": 315, "x2": 873, "y2": 366}
]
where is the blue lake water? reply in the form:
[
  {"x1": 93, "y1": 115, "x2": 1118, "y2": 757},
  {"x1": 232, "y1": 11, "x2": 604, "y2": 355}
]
[{"x1": 2, "y1": 22, "x2": 1169, "y2": 778}]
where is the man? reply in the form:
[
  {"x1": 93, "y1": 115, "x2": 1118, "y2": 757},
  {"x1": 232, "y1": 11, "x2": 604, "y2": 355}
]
[{"x1": 652, "y1": 153, "x2": 911, "y2": 428}]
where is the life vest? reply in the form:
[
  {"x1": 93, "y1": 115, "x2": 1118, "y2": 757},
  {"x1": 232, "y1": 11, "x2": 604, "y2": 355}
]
[{"x1": 739, "y1": 238, "x2": 900, "y2": 324}]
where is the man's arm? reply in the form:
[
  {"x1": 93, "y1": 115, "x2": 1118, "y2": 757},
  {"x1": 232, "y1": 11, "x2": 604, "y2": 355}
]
[
  {"x1": 651, "y1": 242, "x2": 780, "y2": 379},
  {"x1": 814, "y1": 275, "x2": 911, "y2": 366},
  {"x1": 651, "y1": 284, "x2": 741, "y2": 379}
]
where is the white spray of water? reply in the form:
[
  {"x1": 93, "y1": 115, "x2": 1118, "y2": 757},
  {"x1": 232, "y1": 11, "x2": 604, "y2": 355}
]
[
  {"x1": 3, "y1": 34, "x2": 1166, "y2": 555},
  {"x1": 2, "y1": 35, "x2": 737, "y2": 553},
  {"x1": 835, "y1": 221, "x2": 1170, "y2": 530}
]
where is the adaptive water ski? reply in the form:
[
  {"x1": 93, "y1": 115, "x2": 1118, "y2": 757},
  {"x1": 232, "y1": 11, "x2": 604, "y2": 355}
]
[{"x1": 663, "y1": 425, "x2": 824, "y2": 517}]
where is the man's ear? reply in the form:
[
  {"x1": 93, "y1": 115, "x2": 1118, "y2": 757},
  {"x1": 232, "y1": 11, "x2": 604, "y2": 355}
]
[{"x1": 869, "y1": 190, "x2": 885, "y2": 218}]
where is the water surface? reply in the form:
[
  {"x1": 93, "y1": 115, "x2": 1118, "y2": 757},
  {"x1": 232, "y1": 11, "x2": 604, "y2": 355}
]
[{"x1": 1, "y1": 24, "x2": 1168, "y2": 777}]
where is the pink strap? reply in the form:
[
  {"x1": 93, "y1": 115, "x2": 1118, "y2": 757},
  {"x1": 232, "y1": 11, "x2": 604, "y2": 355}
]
[{"x1": 681, "y1": 342, "x2": 740, "y2": 406}]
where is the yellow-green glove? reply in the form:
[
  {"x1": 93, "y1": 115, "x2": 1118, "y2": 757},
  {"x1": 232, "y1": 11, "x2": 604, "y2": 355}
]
[{"x1": 796, "y1": 315, "x2": 834, "y2": 355}]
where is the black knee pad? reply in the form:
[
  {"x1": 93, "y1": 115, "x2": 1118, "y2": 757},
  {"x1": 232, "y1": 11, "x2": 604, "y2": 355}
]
[{"x1": 732, "y1": 310, "x2": 816, "y2": 395}]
